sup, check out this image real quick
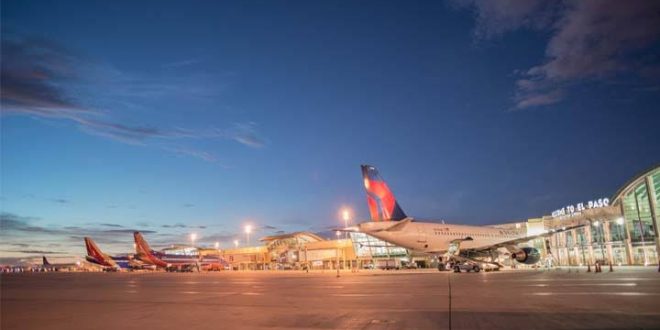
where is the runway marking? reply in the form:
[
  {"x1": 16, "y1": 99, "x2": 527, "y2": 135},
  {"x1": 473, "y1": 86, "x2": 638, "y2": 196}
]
[
  {"x1": 331, "y1": 293, "x2": 447, "y2": 297},
  {"x1": 526, "y1": 283, "x2": 637, "y2": 287},
  {"x1": 181, "y1": 291, "x2": 201, "y2": 294},
  {"x1": 331, "y1": 293, "x2": 370, "y2": 297},
  {"x1": 315, "y1": 286, "x2": 344, "y2": 289},
  {"x1": 527, "y1": 292, "x2": 659, "y2": 296},
  {"x1": 241, "y1": 292, "x2": 262, "y2": 296},
  {"x1": 517, "y1": 278, "x2": 654, "y2": 282}
]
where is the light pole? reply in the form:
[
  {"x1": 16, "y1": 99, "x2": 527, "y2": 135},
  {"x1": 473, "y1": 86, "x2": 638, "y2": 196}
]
[
  {"x1": 342, "y1": 208, "x2": 351, "y2": 231},
  {"x1": 335, "y1": 231, "x2": 341, "y2": 278},
  {"x1": 342, "y1": 208, "x2": 351, "y2": 270},
  {"x1": 244, "y1": 225, "x2": 252, "y2": 246},
  {"x1": 190, "y1": 233, "x2": 197, "y2": 248}
]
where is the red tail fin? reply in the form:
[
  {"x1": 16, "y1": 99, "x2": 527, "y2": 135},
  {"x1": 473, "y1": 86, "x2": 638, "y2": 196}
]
[{"x1": 361, "y1": 165, "x2": 407, "y2": 221}]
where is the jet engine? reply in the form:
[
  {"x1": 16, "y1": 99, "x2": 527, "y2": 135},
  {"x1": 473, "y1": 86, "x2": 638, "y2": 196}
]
[{"x1": 511, "y1": 247, "x2": 541, "y2": 264}]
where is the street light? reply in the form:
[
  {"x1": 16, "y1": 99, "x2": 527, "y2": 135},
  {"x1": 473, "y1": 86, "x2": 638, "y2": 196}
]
[
  {"x1": 244, "y1": 225, "x2": 252, "y2": 246},
  {"x1": 335, "y1": 231, "x2": 341, "y2": 277},
  {"x1": 341, "y1": 208, "x2": 351, "y2": 240},
  {"x1": 190, "y1": 233, "x2": 197, "y2": 247}
]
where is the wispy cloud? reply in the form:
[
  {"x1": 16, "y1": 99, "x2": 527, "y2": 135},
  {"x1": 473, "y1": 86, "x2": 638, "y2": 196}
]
[
  {"x1": 1, "y1": 33, "x2": 267, "y2": 161},
  {"x1": 224, "y1": 122, "x2": 267, "y2": 148},
  {"x1": 162, "y1": 58, "x2": 201, "y2": 69},
  {"x1": 454, "y1": 0, "x2": 660, "y2": 109}
]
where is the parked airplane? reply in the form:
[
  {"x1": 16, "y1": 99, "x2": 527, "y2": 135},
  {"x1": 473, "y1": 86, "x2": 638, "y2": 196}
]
[
  {"x1": 84, "y1": 237, "x2": 153, "y2": 271},
  {"x1": 354, "y1": 165, "x2": 584, "y2": 270},
  {"x1": 40, "y1": 256, "x2": 82, "y2": 272},
  {"x1": 134, "y1": 232, "x2": 227, "y2": 272}
]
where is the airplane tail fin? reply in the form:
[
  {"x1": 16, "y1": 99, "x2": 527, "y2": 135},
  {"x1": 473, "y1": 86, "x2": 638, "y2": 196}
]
[
  {"x1": 42, "y1": 256, "x2": 50, "y2": 266},
  {"x1": 84, "y1": 237, "x2": 104, "y2": 260},
  {"x1": 133, "y1": 232, "x2": 152, "y2": 255},
  {"x1": 361, "y1": 165, "x2": 407, "y2": 221}
]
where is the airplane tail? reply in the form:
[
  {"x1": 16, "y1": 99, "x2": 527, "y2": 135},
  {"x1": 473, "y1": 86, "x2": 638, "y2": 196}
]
[
  {"x1": 85, "y1": 237, "x2": 106, "y2": 261},
  {"x1": 42, "y1": 256, "x2": 51, "y2": 266},
  {"x1": 361, "y1": 165, "x2": 407, "y2": 221},
  {"x1": 134, "y1": 232, "x2": 167, "y2": 267},
  {"x1": 134, "y1": 232, "x2": 152, "y2": 255}
]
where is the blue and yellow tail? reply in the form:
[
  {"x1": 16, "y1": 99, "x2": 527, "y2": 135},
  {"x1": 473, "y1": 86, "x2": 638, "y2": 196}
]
[{"x1": 361, "y1": 165, "x2": 407, "y2": 221}]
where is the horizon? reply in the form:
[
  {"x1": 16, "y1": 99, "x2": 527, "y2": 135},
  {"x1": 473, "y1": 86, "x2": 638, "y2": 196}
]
[{"x1": 2, "y1": 0, "x2": 659, "y2": 263}]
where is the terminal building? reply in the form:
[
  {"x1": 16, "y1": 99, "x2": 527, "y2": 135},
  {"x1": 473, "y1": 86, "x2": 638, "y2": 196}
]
[{"x1": 218, "y1": 165, "x2": 659, "y2": 270}]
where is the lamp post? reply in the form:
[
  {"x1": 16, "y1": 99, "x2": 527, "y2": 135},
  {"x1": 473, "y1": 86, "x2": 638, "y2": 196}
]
[
  {"x1": 336, "y1": 231, "x2": 341, "y2": 278},
  {"x1": 342, "y1": 208, "x2": 351, "y2": 232},
  {"x1": 594, "y1": 220, "x2": 606, "y2": 269},
  {"x1": 244, "y1": 225, "x2": 252, "y2": 246},
  {"x1": 190, "y1": 233, "x2": 197, "y2": 247}
]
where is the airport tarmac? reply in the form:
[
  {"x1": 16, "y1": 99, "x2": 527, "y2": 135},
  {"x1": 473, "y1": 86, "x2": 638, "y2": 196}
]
[{"x1": 2, "y1": 268, "x2": 659, "y2": 330}]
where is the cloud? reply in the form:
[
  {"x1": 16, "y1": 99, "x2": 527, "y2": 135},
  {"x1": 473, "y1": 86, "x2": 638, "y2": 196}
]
[
  {"x1": 103, "y1": 229, "x2": 156, "y2": 234},
  {"x1": 1, "y1": 249, "x2": 65, "y2": 255},
  {"x1": 454, "y1": 0, "x2": 660, "y2": 109},
  {"x1": 162, "y1": 58, "x2": 201, "y2": 68},
  {"x1": 100, "y1": 223, "x2": 123, "y2": 228},
  {"x1": 224, "y1": 123, "x2": 266, "y2": 148},
  {"x1": 51, "y1": 198, "x2": 70, "y2": 204},
  {"x1": 0, "y1": 213, "x2": 59, "y2": 234},
  {"x1": 161, "y1": 223, "x2": 206, "y2": 229},
  {"x1": 451, "y1": 0, "x2": 559, "y2": 39},
  {"x1": 1, "y1": 33, "x2": 267, "y2": 160}
]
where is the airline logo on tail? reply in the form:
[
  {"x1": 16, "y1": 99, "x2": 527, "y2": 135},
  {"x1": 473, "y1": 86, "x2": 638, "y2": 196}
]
[
  {"x1": 361, "y1": 165, "x2": 407, "y2": 221},
  {"x1": 134, "y1": 232, "x2": 168, "y2": 267},
  {"x1": 84, "y1": 237, "x2": 119, "y2": 269}
]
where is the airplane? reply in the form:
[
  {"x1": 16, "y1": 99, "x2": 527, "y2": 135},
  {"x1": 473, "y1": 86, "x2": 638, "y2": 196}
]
[
  {"x1": 352, "y1": 165, "x2": 585, "y2": 271},
  {"x1": 40, "y1": 256, "x2": 83, "y2": 272},
  {"x1": 84, "y1": 237, "x2": 154, "y2": 271},
  {"x1": 133, "y1": 232, "x2": 227, "y2": 272}
]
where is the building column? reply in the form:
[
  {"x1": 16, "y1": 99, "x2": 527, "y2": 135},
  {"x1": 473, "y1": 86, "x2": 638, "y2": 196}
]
[
  {"x1": 645, "y1": 176, "x2": 660, "y2": 256},
  {"x1": 571, "y1": 230, "x2": 579, "y2": 265},
  {"x1": 604, "y1": 221, "x2": 614, "y2": 265},
  {"x1": 585, "y1": 225, "x2": 595, "y2": 264},
  {"x1": 621, "y1": 202, "x2": 635, "y2": 265}
]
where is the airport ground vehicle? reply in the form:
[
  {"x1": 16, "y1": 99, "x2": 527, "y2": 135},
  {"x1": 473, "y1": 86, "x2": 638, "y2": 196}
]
[{"x1": 452, "y1": 262, "x2": 481, "y2": 273}]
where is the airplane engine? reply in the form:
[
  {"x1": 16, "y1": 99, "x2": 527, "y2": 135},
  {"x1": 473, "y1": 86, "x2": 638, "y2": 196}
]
[{"x1": 511, "y1": 247, "x2": 541, "y2": 265}]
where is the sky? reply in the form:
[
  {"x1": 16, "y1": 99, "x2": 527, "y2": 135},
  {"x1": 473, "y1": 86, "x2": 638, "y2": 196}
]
[{"x1": 1, "y1": 0, "x2": 659, "y2": 263}]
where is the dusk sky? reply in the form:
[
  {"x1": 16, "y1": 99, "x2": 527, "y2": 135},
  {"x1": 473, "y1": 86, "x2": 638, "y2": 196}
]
[{"x1": 2, "y1": 1, "x2": 659, "y2": 262}]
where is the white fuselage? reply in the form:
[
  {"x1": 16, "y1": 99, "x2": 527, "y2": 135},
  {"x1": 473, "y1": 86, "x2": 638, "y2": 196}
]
[{"x1": 358, "y1": 220, "x2": 526, "y2": 253}]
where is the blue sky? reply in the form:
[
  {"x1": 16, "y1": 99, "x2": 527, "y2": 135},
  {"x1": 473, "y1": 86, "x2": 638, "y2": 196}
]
[{"x1": 2, "y1": 0, "x2": 659, "y2": 262}]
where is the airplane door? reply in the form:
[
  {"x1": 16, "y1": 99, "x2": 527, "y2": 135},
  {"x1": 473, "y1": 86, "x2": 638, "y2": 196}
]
[{"x1": 417, "y1": 227, "x2": 427, "y2": 247}]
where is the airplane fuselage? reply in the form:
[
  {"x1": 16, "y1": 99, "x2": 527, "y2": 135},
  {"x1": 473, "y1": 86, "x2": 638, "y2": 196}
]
[{"x1": 358, "y1": 220, "x2": 527, "y2": 253}]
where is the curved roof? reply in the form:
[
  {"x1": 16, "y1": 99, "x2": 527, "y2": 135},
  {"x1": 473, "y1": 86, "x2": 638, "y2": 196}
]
[
  {"x1": 259, "y1": 231, "x2": 325, "y2": 243},
  {"x1": 611, "y1": 164, "x2": 660, "y2": 205}
]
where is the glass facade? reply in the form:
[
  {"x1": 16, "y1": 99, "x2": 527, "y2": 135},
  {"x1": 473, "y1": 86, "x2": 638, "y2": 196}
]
[
  {"x1": 546, "y1": 166, "x2": 659, "y2": 266},
  {"x1": 349, "y1": 232, "x2": 407, "y2": 258}
]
